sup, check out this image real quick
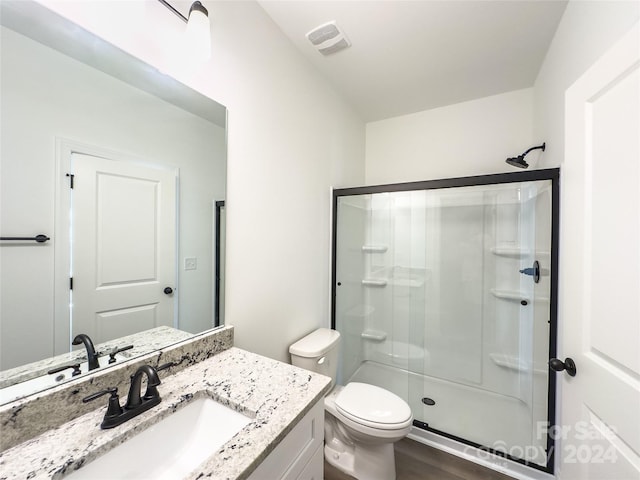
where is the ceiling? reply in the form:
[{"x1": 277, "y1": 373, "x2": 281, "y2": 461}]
[{"x1": 257, "y1": 1, "x2": 568, "y2": 122}]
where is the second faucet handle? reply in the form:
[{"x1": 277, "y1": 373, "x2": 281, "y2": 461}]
[
  {"x1": 83, "y1": 387, "x2": 123, "y2": 420},
  {"x1": 106, "y1": 344, "x2": 134, "y2": 364},
  {"x1": 48, "y1": 363, "x2": 82, "y2": 377}
]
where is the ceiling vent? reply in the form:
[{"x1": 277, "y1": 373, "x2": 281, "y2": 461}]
[{"x1": 306, "y1": 21, "x2": 351, "y2": 56}]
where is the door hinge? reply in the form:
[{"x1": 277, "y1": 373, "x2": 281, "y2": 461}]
[
  {"x1": 66, "y1": 173, "x2": 74, "y2": 189},
  {"x1": 70, "y1": 277, "x2": 73, "y2": 290}
]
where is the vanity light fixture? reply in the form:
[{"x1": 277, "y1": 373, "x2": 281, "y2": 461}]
[{"x1": 157, "y1": 0, "x2": 211, "y2": 61}]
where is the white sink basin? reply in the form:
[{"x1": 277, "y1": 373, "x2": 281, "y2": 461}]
[{"x1": 65, "y1": 396, "x2": 252, "y2": 479}]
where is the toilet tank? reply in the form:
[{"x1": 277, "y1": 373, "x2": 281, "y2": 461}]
[{"x1": 289, "y1": 328, "x2": 340, "y2": 389}]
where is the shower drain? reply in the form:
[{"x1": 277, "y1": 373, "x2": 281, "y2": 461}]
[{"x1": 421, "y1": 397, "x2": 436, "y2": 406}]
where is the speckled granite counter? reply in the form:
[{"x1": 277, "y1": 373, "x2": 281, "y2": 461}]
[
  {"x1": 0, "y1": 347, "x2": 332, "y2": 480},
  {"x1": 0, "y1": 327, "x2": 234, "y2": 452}
]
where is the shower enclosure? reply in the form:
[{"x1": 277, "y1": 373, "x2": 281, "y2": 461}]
[{"x1": 331, "y1": 169, "x2": 559, "y2": 473}]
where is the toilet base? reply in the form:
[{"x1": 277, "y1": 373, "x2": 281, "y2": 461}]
[{"x1": 324, "y1": 441, "x2": 396, "y2": 480}]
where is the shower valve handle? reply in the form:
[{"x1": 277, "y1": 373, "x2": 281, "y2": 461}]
[{"x1": 549, "y1": 357, "x2": 577, "y2": 377}]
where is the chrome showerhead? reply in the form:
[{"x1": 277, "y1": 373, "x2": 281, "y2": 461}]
[{"x1": 506, "y1": 142, "x2": 545, "y2": 169}]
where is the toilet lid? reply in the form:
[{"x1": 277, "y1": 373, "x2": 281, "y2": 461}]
[{"x1": 335, "y1": 383, "x2": 412, "y2": 429}]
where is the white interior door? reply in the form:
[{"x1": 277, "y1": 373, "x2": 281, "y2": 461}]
[
  {"x1": 71, "y1": 152, "x2": 176, "y2": 343},
  {"x1": 560, "y1": 22, "x2": 640, "y2": 479}
]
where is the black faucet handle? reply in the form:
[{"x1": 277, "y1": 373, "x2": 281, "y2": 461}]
[
  {"x1": 48, "y1": 363, "x2": 82, "y2": 377},
  {"x1": 157, "y1": 362, "x2": 176, "y2": 372},
  {"x1": 106, "y1": 344, "x2": 134, "y2": 364},
  {"x1": 83, "y1": 387, "x2": 116, "y2": 403},
  {"x1": 83, "y1": 387, "x2": 124, "y2": 418}
]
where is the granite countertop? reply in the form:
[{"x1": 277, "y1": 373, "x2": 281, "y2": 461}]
[{"x1": 0, "y1": 347, "x2": 332, "y2": 480}]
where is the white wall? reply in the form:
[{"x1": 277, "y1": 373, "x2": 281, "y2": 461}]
[
  {"x1": 533, "y1": 0, "x2": 640, "y2": 168},
  {"x1": 365, "y1": 88, "x2": 534, "y2": 185},
  {"x1": 0, "y1": 25, "x2": 225, "y2": 369},
  {"x1": 36, "y1": 0, "x2": 366, "y2": 363},
  {"x1": 209, "y1": 2, "x2": 365, "y2": 363}
]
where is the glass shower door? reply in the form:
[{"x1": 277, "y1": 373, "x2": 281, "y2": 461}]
[
  {"x1": 333, "y1": 170, "x2": 559, "y2": 473},
  {"x1": 334, "y1": 194, "x2": 370, "y2": 387},
  {"x1": 405, "y1": 180, "x2": 554, "y2": 469}
]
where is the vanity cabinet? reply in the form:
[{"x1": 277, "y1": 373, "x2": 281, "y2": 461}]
[{"x1": 248, "y1": 399, "x2": 324, "y2": 480}]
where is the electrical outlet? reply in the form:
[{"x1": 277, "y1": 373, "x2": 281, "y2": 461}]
[{"x1": 184, "y1": 257, "x2": 197, "y2": 271}]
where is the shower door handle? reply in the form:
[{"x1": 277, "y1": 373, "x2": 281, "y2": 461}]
[
  {"x1": 549, "y1": 357, "x2": 577, "y2": 377},
  {"x1": 520, "y1": 260, "x2": 541, "y2": 283}
]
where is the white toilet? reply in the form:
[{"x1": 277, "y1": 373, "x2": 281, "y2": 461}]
[{"x1": 290, "y1": 328, "x2": 413, "y2": 480}]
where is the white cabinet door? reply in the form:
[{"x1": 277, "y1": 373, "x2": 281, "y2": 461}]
[
  {"x1": 248, "y1": 400, "x2": 324, "y2": 480},
  {"x1": 296, "y1": 445, "x2": 324, "y2": 480}
]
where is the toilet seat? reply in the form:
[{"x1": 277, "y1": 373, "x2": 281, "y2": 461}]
[{"x1": 335, "y1": 382, "x2": 413, "y2": 430}]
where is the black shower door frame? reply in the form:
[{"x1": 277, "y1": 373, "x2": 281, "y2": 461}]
[{"x1": 331, "y1": 168, "x2": 560, "y2": 474}]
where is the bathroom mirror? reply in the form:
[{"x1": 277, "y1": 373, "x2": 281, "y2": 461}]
[{"x1": 0, "y1": 1, "x2": 227, "y2": 404}]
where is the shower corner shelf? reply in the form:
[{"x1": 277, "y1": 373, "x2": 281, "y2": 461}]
[
  {"x1": 362, "y1": 245, "x2": 388, "y2": 253},
  {"x1": 388, "y1": 277, "x2": 424, "y2": 288},
  {"x1": 490, "y1": 246, "x2": 532, "y2": 258},
  {"x1": 344, "y1": 304, "x2": 375, "y2": 318},
  {"x1": 490, "y1": 288, "x2": 530, "y2": 303},
  {"x1": 361, "y1": 329, "x2": 387, "y2": 342},
  {"x1": 362, "y1": 279, "x2": 388, "y2": 287},
  {"x1": 489, "y1": 353, "x2": 547, "y2": 375}
]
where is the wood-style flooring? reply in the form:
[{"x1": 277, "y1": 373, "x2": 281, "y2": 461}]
[{"x1": 324, "y1": 438, "x2": 515, "y2": 480}]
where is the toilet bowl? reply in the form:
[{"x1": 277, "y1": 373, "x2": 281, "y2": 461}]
[{"x1": 290, "y1": 328, "x2": 413, "y2": 480}]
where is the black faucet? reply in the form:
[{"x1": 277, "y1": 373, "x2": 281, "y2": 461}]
[
  {"x1": 125, "y1": 365, "x2": 162, "y2": 410},
  {"x1": 83, "y1": 364, "x2": 166, "y2": 429},
  {"x1": 72, "y1": 334, "x2": 100, "y2": 371}
]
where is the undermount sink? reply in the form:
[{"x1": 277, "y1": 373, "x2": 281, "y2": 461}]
[{"x1": 64, "y1": 396, "x2": 252, "y2": 479}]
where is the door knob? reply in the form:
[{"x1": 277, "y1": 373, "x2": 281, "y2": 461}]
[
  {"x1": 163, "y1": 287, "x2": 173, "y2": 295},
  {"x1": 549, "y1": 357, "x2": 577, "y2": 377}
]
